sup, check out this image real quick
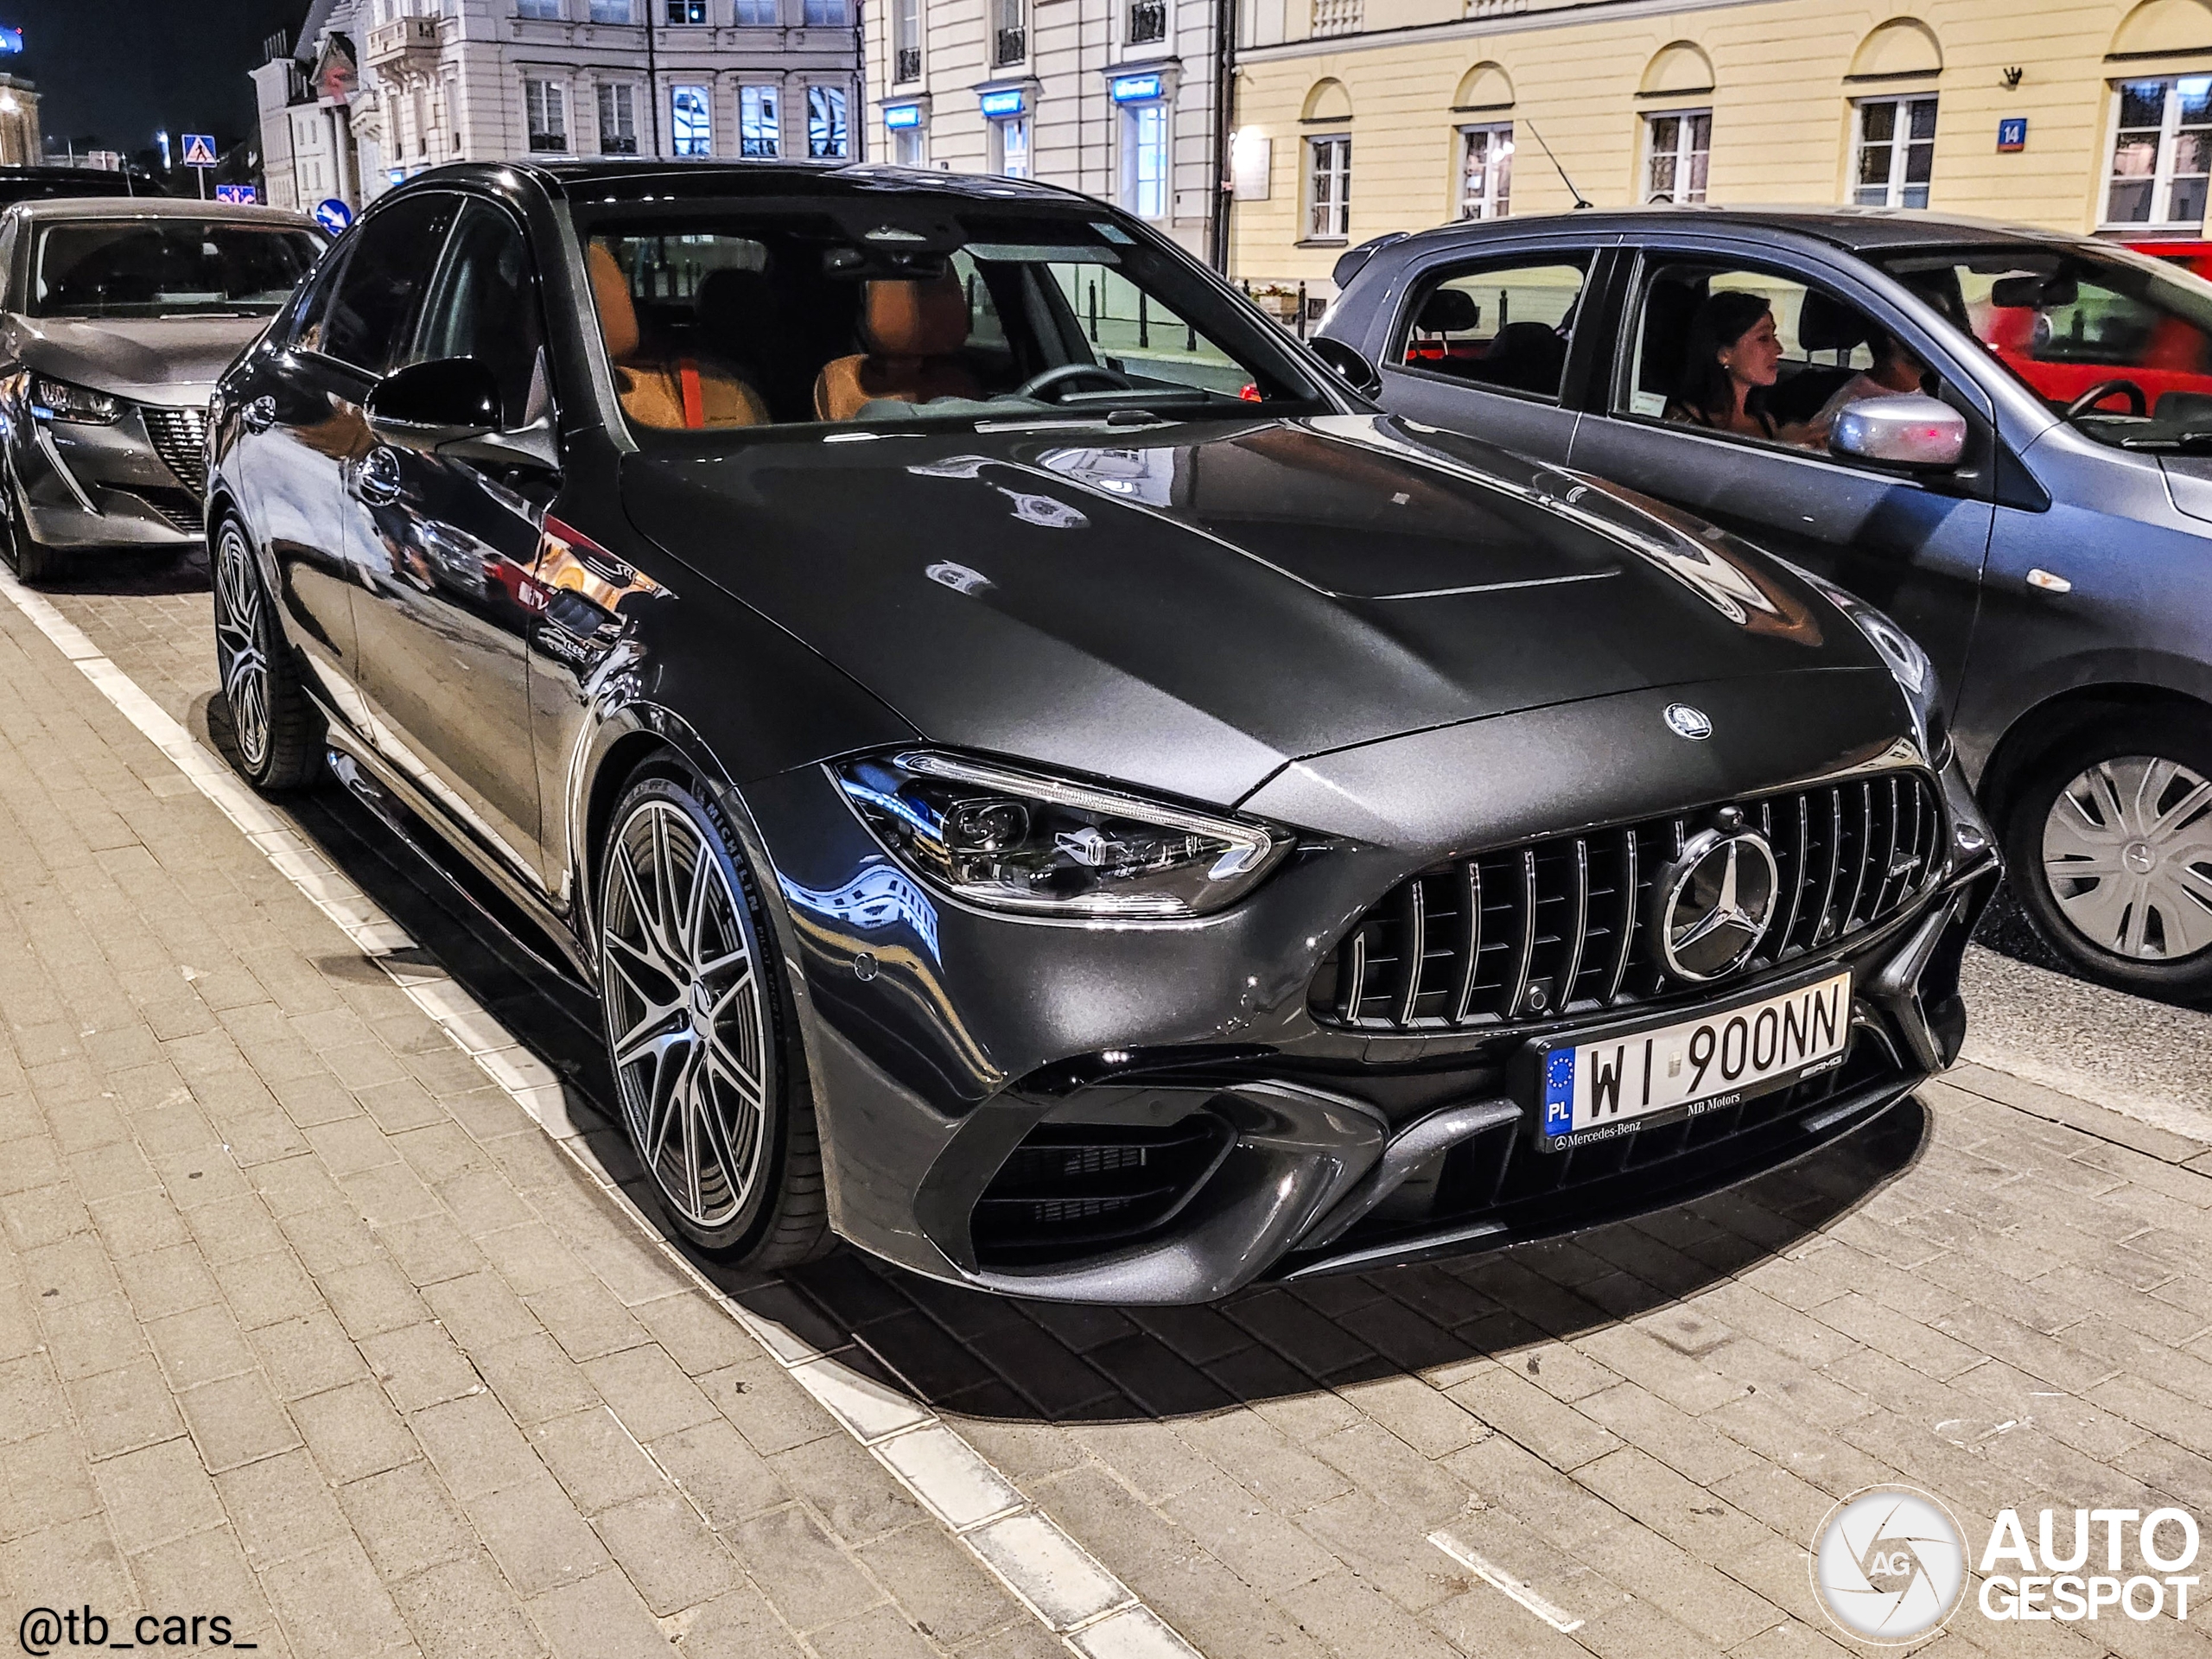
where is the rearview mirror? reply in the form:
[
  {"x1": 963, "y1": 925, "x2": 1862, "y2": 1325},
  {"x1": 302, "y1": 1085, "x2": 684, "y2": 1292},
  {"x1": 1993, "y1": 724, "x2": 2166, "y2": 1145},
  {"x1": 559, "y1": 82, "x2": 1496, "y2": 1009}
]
[
  {"x1": 1990, "y1": 273, "x2": 2078, "y2": 309},
  {"x1": 365, "y1": 358, "x2": 501, "y2": 451},
  {"x1": 1309, "y1": 336, "x2": 1383, "y2": 400},
  {"x1": 1829, "y1": 393, "x2": 1967, "y2": 469}
]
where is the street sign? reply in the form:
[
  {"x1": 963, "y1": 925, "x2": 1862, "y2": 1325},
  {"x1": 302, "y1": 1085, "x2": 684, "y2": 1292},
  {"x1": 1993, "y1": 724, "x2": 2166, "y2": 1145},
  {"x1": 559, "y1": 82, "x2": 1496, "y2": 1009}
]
[
  {"x1": 215, "y1": 183, "x2": 257, "y2": 204},
  {"x1": 181, "y1": 133, "x2": 218, "y2": 168},
  {"x1": 313, "y1": 198, "x2": 353, "y2": 235},
  {"x1": 1998, "y1": 117, "x2": 2027, "y2": 153},
  {"x1": 0, "y1": 29, "x2": 22, "y2": 54}
]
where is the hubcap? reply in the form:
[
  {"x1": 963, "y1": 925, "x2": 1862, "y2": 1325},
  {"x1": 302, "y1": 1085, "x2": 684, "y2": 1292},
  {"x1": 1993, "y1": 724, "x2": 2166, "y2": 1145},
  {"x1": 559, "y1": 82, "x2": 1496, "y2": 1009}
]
[
  {"x1": 2042, "y1": 753, "x2": 2212, "y2": 962},
  {"x1": 213, "y1": 525, "x2": 271, "y2": 771},
  {"x1": 600, "y1": 798, "x2": 769, "y2": 1231}
]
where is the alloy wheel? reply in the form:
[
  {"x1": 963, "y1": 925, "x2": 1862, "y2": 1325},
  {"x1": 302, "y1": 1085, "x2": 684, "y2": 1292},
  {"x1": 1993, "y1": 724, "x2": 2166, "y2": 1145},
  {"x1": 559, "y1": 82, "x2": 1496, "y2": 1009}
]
[
  {"x1": 213, "y1": 524, "x2": 272, "y2": 772},
  {"x1": 600, "y1": 797, "x2": 772, "y2": 1230},
  {"x1": 2041, "y1": 753, "x2": 2212, "y2": 961}
]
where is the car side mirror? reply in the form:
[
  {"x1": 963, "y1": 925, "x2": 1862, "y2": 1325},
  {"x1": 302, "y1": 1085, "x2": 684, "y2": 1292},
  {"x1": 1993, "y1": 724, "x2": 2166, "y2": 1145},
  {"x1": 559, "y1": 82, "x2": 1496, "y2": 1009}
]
[
  {"x1": 365, "y1": 357, "x2": 501, "y2": 451},
  {"x1": 1310, "y1": 336, "x2": 1382, "y2": 400},
  {"x1": 1828, "y1": 393, "x2": 1967, "y2": 469}
]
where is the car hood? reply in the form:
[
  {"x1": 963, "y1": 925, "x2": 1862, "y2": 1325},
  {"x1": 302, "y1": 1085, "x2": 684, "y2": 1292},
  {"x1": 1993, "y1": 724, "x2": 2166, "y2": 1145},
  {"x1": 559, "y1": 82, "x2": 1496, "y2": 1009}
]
[
  {"x1": 5, "y1": 314, "x2": 267, "y2": 404},
  {"x1": 621, "y1": 413, "x2": 1882, "y2": 809}
]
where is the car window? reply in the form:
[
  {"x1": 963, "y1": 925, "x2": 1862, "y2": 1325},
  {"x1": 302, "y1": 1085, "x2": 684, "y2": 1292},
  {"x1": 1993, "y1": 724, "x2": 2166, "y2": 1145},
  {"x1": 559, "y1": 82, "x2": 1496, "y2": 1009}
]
[
  {"x1": 576, "y1": 200, "x2": 1326, "y2": 435},
  {"x1": 1872, "y1": 245, "x2": 2212, "y2": 443},
  {"x1": 315, "y1": 193, "x2": 462, "y2": 375},
  {"x1": 409, "y1": 199, "x2": 550, "y2": 430},
  {"x1": 1621, "y1": 259, "x2": 1939, "y2": 458},
  {"x1": 27, "y1": 220, "x2": 323, "y2": 318},
  {"x1": 1395, "y1": 255, "x2": 1589, "y2": 402}
]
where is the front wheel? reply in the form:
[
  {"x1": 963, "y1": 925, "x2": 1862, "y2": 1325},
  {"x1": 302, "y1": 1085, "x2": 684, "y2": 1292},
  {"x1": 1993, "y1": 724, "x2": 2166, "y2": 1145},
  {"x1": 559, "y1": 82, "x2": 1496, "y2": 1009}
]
[
  {"x1": 1, "y1": 474, "x2": 61, "y2": 583},
  {"x1": 2003, "y1": 713, "x2": 2212, "y2": 1000},
  {"x1": 597, "y1": 773, "x2": 828, "y2": 1262},
  {"x1": 213, "y1": 518, "x2": 321, "y2": 791}
]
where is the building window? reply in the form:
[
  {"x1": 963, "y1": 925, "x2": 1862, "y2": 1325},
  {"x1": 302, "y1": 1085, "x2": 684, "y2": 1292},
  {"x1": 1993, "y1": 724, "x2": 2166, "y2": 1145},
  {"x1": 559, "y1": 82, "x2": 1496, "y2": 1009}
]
[
  {"x1": 1458, "y1": 123, "x2": 1511, "y2": 219},
  {"x1": 1122, "y1": 102, "x2": 1168, "y2": 218},
  {"x1": 1853, "y1": 95, "x2": 1935, "y2": 208},
  {"x1": 2105, "y1": 77, "x2": 2212, "y2": 227},
  {"x1": 993, "y1": 114, "x2": 1031, "y2": 179},
  {"x1": 517, "y1": 0, "x2": 562, "y2": 17},
  {"x1": 893, "y1": 0, "x2": 920, "y2": 81},
  {"x1": 893, "y1": 126, "x2": 925, "y2": 167},
  {"x1": 413, "y1": 86, "x2": 430, "y2": 156},
  {"x1": 734, "y1": 0, "x2": 775, "y2": 21},
  {"x1": 597, "y1": 82, "x2": 638, "y2": 153},
  {"x1": 1643, "y1": 109, "x2": 1710, "y2": 203},
  {"x1": 1306, "y1": 133, "x2": 1351, "y2": 239},
  {"x1": 808, "y1": 86, "x2": 849, "y2": 156},
  {"x1": 802, "y1": 0, "x2": 848, "y2": 22},
  {"x1": 525, "y1": 78, "x2": 568, "y2": 151},
  {"x1": 666, "y1": 0, "x2": 706, "y2": 20},
  {"x1": 587, "y1": 0, "x2": 632, "y2": 19},
  {"x1": 1127, "y1": 0, "x2": 1166, "y2": 45},
  {"x1": 740, "y1": 85, "x2": 779, "y2": 156},
  {"x1": 994, "y1": 0, "x2": 1025, "y2": 67},
  {"x1": 671, "y1": 85, "x2": 712, "y2": 154}
]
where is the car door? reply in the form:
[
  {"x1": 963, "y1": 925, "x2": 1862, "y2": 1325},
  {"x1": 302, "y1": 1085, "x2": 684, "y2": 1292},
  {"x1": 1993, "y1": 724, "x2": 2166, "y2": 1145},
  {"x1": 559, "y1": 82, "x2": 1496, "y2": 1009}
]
[
  {"x1": 1366, "y1": 244, "x2": 1618, "y2": 465},
  {"x1": 1566, "y1": 242, "x2": 1995, "y2": 708},
  {"x1": 248, "y1": 192, "x2": 461, "y2": 732},
  {"x1": 346, "y1": 194, "x2": 558, "y2": 890}
]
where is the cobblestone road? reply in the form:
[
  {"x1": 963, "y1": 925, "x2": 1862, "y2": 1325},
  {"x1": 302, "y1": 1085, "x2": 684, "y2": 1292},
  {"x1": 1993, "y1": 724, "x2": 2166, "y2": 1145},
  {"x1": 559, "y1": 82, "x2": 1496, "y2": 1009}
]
[{"x1": 4, "y1": 550, "x2": 2212, "y2": 1659}]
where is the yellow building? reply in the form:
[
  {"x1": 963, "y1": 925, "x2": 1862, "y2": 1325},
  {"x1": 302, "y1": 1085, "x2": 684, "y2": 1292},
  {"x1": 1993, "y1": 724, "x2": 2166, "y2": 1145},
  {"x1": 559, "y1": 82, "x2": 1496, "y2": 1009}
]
[{"x1": 1228, "y1": 0, "x2": 2212, "y2": 303}]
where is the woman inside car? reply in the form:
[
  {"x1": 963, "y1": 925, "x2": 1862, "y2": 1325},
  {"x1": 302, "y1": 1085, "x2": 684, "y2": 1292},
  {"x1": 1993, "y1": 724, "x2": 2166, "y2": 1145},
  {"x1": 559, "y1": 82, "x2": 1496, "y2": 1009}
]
[{"x1": 1667, "y1": 290, "x2": 1793, "y2": 439}]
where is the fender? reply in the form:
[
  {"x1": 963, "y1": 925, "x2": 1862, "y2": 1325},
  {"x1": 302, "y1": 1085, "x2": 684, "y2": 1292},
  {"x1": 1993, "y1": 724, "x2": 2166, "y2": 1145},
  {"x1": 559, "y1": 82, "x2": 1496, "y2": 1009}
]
[{"x1": 1957, "y1": 644, "x2": 2212, "y2": 788}]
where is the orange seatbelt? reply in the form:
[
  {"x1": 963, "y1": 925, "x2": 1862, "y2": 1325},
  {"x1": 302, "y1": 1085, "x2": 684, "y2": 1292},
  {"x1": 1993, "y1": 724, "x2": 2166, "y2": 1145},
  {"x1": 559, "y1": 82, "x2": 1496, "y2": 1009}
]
[{"x1": 677, "y1": 359, "x2": 704, "y2": 429}]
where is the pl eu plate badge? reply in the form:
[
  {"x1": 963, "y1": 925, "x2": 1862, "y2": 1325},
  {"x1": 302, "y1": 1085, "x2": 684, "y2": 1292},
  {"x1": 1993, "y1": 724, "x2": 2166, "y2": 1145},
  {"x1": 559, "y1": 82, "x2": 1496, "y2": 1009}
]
[{"x1": 1543, "y1": 1049, "x2": 1575, "y2": 1137}]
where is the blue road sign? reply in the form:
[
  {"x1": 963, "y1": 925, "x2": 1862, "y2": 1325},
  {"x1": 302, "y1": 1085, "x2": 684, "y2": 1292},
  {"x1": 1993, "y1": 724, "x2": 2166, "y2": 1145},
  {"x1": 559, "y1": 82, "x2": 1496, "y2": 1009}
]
[
  {"x1": 181, "y1": 133, "x2": 218, "y2": 168},
  {"x1": 0, "y1": 29, "x2": 22, "y2": 54},
  {"x1": 215, "y1": 183, "x2": 257, "y2": 204},
  {"x1": 313, "y1": 198, "x2": 354, "y2": 236}
]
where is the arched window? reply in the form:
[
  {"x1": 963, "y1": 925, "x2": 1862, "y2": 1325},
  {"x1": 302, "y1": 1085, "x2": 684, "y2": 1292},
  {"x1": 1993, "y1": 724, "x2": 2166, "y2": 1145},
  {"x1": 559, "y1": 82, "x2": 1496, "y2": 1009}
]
[
  {"x1": 1303, "y1": 80, "x2": 1353, "y2": 240},
  {"x1": 1638, "y1": 44, "x2": 1713, "y2": 203},
  {"x1": 1847, "y1": 21, "x2": 1942, "y2": 207},
  {"x1": 2104, "y1": 1, "x2": 2212, "y2": 226},
  {"x1": 1452, "y1": 65, "x2": 1515, "y2": 220}
]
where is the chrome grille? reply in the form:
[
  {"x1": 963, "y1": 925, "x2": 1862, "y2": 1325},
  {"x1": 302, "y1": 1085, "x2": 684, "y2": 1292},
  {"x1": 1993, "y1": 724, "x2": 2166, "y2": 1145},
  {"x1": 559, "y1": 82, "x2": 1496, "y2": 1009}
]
[
  {"x1": 1313, "y1": 772, "x2": 1943, "y2": 1033},
  {"x1": 143, "y1": 406, "x2": 208, "y2": 495}
]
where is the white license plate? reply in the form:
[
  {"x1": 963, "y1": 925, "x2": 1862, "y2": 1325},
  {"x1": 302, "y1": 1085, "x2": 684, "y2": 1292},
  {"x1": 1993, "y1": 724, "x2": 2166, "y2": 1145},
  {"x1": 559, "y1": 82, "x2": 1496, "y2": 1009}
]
[{"x1": 1533, "y1": 971, "x2": 1851, "y2": 1151}]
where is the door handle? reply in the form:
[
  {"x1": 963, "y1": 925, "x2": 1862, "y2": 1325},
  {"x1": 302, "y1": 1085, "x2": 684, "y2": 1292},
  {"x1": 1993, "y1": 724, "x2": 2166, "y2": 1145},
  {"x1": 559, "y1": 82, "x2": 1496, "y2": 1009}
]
[
  {"x1": 240, "y1": 395, "x2": 276, "y2": 433},
  {"x1": 353, "y1": 446, "x2": 403, "y2": 506}
]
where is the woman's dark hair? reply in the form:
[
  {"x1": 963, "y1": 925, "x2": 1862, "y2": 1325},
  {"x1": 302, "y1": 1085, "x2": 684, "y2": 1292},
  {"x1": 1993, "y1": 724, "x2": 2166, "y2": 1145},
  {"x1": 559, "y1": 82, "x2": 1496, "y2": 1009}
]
[{"x1": 1675, "y1": 290, "x2": 1774, "y2": 421}]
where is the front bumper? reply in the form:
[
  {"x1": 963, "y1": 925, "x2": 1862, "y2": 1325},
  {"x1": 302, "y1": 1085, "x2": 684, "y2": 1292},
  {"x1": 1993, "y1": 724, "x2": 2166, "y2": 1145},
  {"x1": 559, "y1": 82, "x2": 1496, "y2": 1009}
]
[
  {"x1": 747, "y1": 682, "x2": 2001, "y2": 1304},
  {"x1": 12, "y1": 398, "x2": 207, "y2": 549}
]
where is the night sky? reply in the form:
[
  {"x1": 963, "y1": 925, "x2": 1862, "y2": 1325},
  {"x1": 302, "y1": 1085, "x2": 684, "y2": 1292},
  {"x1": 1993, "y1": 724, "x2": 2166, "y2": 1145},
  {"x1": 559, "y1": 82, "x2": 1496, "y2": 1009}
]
[{"x1": 7, "y1": 0, "x2": 310, "y2": 165}]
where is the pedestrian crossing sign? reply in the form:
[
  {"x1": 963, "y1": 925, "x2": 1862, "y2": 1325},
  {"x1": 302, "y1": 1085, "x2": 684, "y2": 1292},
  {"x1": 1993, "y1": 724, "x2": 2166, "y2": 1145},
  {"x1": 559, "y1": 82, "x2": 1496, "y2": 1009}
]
[{"x1": 181, "y1": 133, "x2": 217, "y2": 168}]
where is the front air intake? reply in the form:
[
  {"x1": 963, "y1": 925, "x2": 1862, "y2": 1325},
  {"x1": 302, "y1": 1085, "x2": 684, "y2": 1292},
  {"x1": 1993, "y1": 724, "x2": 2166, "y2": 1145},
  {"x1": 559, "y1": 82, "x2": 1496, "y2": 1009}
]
[{"x1": 971, "y1": 1116, "x2": 1231, "y2": 1267}]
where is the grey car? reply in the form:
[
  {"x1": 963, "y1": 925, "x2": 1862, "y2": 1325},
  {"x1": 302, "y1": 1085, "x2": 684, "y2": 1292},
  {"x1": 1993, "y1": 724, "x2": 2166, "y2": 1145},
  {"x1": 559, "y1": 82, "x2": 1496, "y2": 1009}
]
[
  {"x1": 0, "y1": 197, "x2": 324, "y2": 579},
  {"x1": 1319, "y1": 207, "x2": 2212, "y2": 1001}
]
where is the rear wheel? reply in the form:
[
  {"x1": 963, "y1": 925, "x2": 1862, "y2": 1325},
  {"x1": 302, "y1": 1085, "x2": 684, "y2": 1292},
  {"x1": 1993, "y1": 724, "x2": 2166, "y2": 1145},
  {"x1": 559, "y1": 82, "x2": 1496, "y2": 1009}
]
[
  {"x1": 2004, "y1": 712, "x2": 2212, "y2": 1000},
  {"x1": 597, "y1": 772, "x2": 828, "y2": 1262},
  {"x1": 213, "y1": 518, "x2": 321, "y2": 791}
]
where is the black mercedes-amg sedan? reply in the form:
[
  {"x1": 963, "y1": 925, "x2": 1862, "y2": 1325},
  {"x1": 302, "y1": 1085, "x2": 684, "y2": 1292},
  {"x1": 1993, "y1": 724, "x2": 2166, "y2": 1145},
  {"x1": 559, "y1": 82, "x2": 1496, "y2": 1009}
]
[{"x1": 206, "y1": 160, "x2": 1999, "y2": 1303}]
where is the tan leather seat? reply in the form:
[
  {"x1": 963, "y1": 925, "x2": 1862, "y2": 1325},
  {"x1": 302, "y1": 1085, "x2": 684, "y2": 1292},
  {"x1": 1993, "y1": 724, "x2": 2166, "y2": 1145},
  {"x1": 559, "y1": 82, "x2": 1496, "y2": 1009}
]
[
  {"x1": 587, "y1": 242, "x2": 768, "y2": 430},
  {"x1": 813, "y1": 274, "x2": 984, "y2": 422}
]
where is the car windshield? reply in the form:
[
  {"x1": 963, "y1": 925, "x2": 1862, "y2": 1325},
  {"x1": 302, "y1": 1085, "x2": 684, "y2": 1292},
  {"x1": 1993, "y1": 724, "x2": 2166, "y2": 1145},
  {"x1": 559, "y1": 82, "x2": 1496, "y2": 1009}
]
[
  {"x1": 574, "y1": 198, "x2": 1331, "y2": 436},
  {"x1": 1872, "y1": 241, "x2": 2212, "y2": 447},
  {"x1": 28, "y1": 219, "x2": 324, "y2": 318}
]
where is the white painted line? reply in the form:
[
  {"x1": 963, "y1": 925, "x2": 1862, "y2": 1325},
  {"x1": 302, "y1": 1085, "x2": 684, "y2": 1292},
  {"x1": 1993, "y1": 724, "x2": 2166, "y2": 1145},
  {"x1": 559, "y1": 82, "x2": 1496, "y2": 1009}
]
[
  {"x1": 1427, "y1": 1529, "x2": 1586, "y2": 1633},
  {"x1": 0, "y1": 563, "x2": 1204, "y2": 1659},
  {"x1": 969, "y1": 1511, "x2": 1133, "y2": 1630}
]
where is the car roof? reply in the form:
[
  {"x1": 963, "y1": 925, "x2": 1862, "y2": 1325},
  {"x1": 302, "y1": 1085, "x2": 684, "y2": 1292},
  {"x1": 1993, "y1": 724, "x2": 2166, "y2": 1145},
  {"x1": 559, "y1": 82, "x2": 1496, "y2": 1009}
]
[
  {"x1": 10, "y1": 196, "x2": 318, "y2": 228},
  {"x1": 409, "y1": 156, "x2": 1088, "y2": 209},
  {"x1": 1393, "y1": 204, "x2": 2109, "y2": 256}
]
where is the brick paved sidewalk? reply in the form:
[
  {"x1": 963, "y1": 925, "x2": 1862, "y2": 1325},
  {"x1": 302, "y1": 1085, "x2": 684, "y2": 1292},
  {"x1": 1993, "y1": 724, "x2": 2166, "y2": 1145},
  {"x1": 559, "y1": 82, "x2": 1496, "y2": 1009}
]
[
  {"x1": 0, "y1": 590, "x2": 1063, "y2": 1659},
  {"x1": 15, "y1": 565, "x2": 2212, "y2": 1659}
]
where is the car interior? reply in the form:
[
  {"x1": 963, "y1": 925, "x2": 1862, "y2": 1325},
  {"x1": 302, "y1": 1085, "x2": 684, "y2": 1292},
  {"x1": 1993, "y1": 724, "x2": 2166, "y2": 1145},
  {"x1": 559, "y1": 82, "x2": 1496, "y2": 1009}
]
[
  {"x1": 1396, "y1": 259, "x2": 1587, "y2": 398},
  {"x1": 579, "y1": 213, "x2": 1287, "y2": 433}
]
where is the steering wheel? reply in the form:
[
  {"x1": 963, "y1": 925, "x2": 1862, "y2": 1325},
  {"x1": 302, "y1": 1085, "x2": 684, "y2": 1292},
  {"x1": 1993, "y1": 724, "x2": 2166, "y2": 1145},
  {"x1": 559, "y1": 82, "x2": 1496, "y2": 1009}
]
[
  {"x1": 2064, "y1": 378, "x2": 2147, "y2": 418},
  {"x1": 1013, "y1": 364, "x2": 1136, "y2": 402}
]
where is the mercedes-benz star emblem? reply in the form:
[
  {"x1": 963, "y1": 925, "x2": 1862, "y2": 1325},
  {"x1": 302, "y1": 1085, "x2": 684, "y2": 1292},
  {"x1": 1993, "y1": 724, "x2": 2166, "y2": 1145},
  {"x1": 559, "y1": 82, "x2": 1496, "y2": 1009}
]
[
  {"x1": 1664, "y1": 702, "x2": 1713, "y2": 740},
  {"x1": 1652, "y1": 827, "x2": 1779, "y2": 981}
]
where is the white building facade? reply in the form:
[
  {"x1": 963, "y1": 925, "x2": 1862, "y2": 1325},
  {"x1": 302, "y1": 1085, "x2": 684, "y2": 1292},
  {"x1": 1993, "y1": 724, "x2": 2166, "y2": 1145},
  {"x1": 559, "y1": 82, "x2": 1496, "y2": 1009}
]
[
  {"x1": 255, "y1": 0, "x2": 861, "y2": 213},
  {"x1": 868, "y1": 0, "x2": 1235, "y2": 264}
]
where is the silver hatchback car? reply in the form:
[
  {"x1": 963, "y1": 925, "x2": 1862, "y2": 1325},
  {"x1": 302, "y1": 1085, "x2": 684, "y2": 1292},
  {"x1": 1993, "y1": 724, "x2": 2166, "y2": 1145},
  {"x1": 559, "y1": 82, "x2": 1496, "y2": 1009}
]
[
  {"x1": 0, "y1": 197, "x2": 324, "y2": 579},
  {"x1": 1319, "y1": 207, "x2": 2212, "y2": 1002}
]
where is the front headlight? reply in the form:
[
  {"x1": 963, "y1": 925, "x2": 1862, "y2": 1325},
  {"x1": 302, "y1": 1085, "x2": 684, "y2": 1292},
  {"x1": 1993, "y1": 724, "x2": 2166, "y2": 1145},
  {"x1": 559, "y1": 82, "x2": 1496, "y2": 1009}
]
[
  {"x1": 29, "y1": 373, "x2": 120, "y2": 425},
  {"x1": 1793, "y1": 567, "x2": 1950, "y2": 768},
  {"x1": 831, "y1": 750, "x2": 1292, "y2": 919}
]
